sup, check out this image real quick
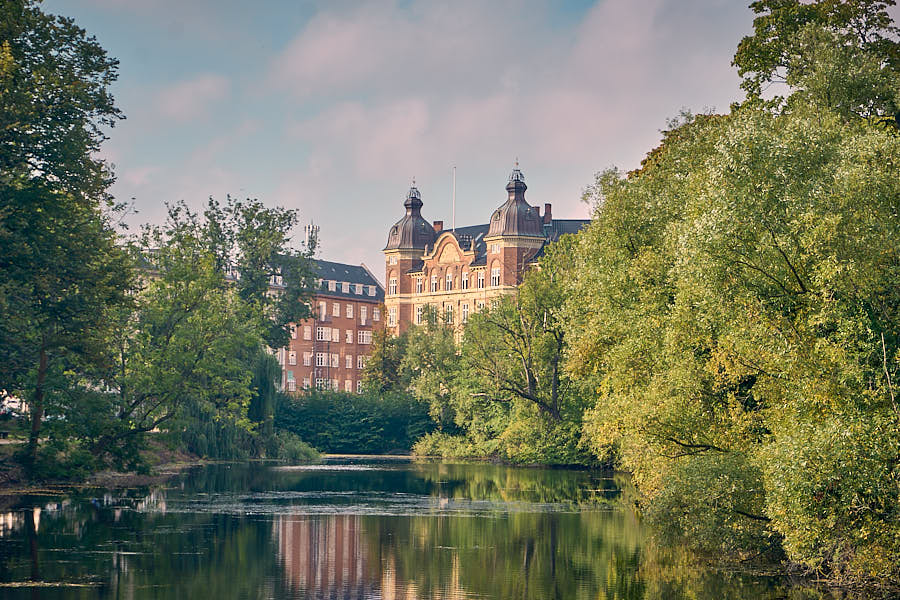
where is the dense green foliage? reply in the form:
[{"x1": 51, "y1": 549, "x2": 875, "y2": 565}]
[{"x1": 275, "y1": 390, "x2": 433, "y2": 454}]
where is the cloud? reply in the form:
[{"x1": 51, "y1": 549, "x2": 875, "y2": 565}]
[{"x1": 155, "y1": 74, "x2": 230, "y2": 122}]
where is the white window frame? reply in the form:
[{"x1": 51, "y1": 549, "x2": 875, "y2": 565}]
[
  {"x1": 389, "y1": 278, "x2": 397, "y2": 295},
  {"x1": 315, "y1": 352, "x2": 328, "y2": 367},
  {"x1": 358, "y1": 330, "x2": 372, "y2": 345},
  {"x1": 346, "y1": 354, "x2": 353, "y2": 369},
  {"x1": 477, "y1": 271, "x2": 485, "y2": 289},
  {"x1": 303, "y1": 326, "x2": 311, "y2": 340},
  {"x1": 462, "y1": 303, "x2": 469, "y2": 324},
  {"x1": 332, "y1": 302, "x2": 340, "y2": 317},
  {"x1": 316, "y1": 326, "x2": 329, "y2": 341},
  {"x1": 491, "y1": 267, "x2": 501, "y2": 287},
  {"x1": 416, "y1": 278, "x2": 423, "y2": 294},
  {"x1": 360, "y1": 306, "x2": 367, "y2": 324},
  {"x1": 346, "y1": 303, "x2": 353, "y2": 319},
  {"x1": 461, "y1": 273, "x2": 469, "y2": 290}
]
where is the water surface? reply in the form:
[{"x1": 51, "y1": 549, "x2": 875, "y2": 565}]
[{"x1": 0, "y1": 457, "x2": 837, "y2": 599}]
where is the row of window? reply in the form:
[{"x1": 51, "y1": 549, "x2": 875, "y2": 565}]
[
  {"x1": 414, "y1": 300, "x2": 486, "y2": 325},
  {"x1": 285, "y1": 376, "x2": 364, "y2": 393},
  {"x1": 388, "y1": 268, "x2": 501, "y2": 296},
  {"x1": 312, "y1": 302, "x2": 380, "y2": 322},
  {"x1": 324, "y1": 280, "x2": 377, "y2": 297},
  {"x1": 286, "y1": 352, "x2": 369, "y2": 369},
  {"x1": 305, "y1": 326, "x2": 373, "y2": 345}
]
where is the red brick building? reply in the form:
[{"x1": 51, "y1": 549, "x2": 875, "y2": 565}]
[
  {"x1": 383, "y1": 166, "x2": 589, "y2": 334},
  {"x1": 278, "y1": 259, "x2": 384, "y2": 393}
]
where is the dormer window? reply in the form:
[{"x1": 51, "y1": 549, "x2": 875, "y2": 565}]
[
  {"x1": 368, "y1": 285, "x2": 376, "y2": 296},
  {"x1": 342, "y1": 282, "x2": 349, "y2": 293},
  {"x1": 328, "y1": 280, "x2": 336, "y2": 291}
]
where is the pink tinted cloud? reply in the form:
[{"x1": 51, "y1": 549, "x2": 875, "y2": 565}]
[{"x1": 156, "y1": 74, "x2": 230, "y2": 122}]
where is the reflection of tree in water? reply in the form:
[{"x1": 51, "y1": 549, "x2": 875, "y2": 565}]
[{"x1": 0, "y1": 463, "x2": 838, "y2": 600}]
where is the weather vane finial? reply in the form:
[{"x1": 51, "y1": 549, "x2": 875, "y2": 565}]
[{"x1": 515, "y1": 157, "x2": 519, "y2": 168}]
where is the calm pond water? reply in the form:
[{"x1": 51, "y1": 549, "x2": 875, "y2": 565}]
[{"x1": 0, "y1": 457, "x2": 839, "y2": 599}]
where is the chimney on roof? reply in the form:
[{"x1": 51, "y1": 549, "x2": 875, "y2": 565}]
[
  {"x1": 433, "y1": 220, "x2": 443, "y2": 233},
  {"x1": 543, "y1": 203, "x2": 552, "y2": 224}
]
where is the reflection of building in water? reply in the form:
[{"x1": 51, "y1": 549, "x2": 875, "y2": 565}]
[
  {"x1": 274, "y1": 514, "x2": 468, "y2": 600},
  {"x1": 275, "y1": 515, "x2": 376, "y2": 599}
]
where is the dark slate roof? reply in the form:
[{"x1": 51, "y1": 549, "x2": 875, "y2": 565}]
[
  {"x1": 313, "y1": 259, "x2": 384, "y2": 301},
  {"x1": 528, "y1": 219, "x2": 591, "y2": 263}
]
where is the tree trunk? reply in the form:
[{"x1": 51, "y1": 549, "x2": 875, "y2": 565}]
[{"x1": 26, "y1": 345, "x2": 48, "y2": 467}]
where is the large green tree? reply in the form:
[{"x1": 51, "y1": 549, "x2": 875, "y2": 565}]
[
  {"x1": 0, "y1": 0, "x2": 134, "y2": 466},
  {"x1": 570, "y1": 60, "x2": 900, "y2": 589}
]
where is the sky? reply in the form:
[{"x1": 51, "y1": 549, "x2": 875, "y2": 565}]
[{"x1": 43, "y1": 0, "x2": 770, "y2": 280}]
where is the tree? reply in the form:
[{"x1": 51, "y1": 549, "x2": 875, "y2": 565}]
[
  {"x1": 360, "y1": 327, "x2": 409, "y2": 394},
  {"x1": 0, "y1": 1, "x2": 134, "y2": 467},
  {"x1": 734, "y1": 0, "x2": 900, "y2": 121}
]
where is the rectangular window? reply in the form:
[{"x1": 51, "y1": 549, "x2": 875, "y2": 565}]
[
  {"x1": 445, "y1": 304, "x2": 454, "y2": 325},
  {"x1": 316, "y1": 326, "x2": 329, "y2": 341},
  {"x1": 477, "y1": 301, "x2": 485, "y2": 311},
  {"x1": 389, "y1": 255, "x2": 397, "y2": 265},
  {"x1": 287, "y1": 380, "x2": 296, "y2": 392},
  {"x1": 360, "y1": 306, "x2": 367, "y2": 324},
  {"x1": 388, "y1": 307, "x2": 397, "y2": 327},
  {"x1": 415, "y1": 305, "x2": 423, "y2": 325},
  {"x1": 358, "y1": 330, "x2": 372, "y2": 345},
  {"x1": 346, "y1": 329, "x2": 354, "y2": 344},
  {"x1": 462, "y1": 303, "x2": 469, "y2": 324},
  {"x1": 446, "y1": 273, "x2": 453, "y2": 290},
  {"x1": 389, "y1": 278, "x2": 397, "y2": 295},
  {"x1": 302, "y1": 377, "x2": 310, "y2": 389},
  {"x1": 342, "y1": 282, "x2": 349, "y2": 293},
  {"x1": 315, "y1": 352, "x2": 328, "y2": 367},
  {"x1": 331, "y1": 378, "x2": 339, "y2": 390},
  {"x1": 315, "y1": 378, "x2": 328, "y2": 390},
  {"x1": 368, "y1": 285, "x2": 376, "y2": 296},
  {"x1": 318, "y1": 301, "x2": 326, "y2": 319},
  {"x1": 355, "y1": 284, "x2": 363, "y2": 295},
  {"x1": 477, "y1": 271, "x2": 485, "y2": 289},
  {"x1": 286, "y1": 370, "x2": 294, "y2": 382},
  {"x1": 328, "y1": 280, "x2": 336, "y2": 291},
  {"x1": 373, "y1": 307, "x2": 380, "y2": 321},
  {"x1": 346, "y1": 304, "x2": 353, "y2": 319},
  {"x1": 357, "y1": 380, "x2": 363, "y2": 393},
  {"x1": 346, "y1": 354, "x2": 353, "y2": 369},
  {"x1": 357, "y1": 355, "x2": 367, "y2": 369},
  {"x1": 290, "y1": 324, "x2": 297, "y2": 339},
  {"x1": 303, "y1": 326, "x2": 311, "y2": 340},
  {"x1": 332, "y1": 328, "x2": 340, "y2": 342},
  {"x1": 345, "y1": 380, "x2": 352, "y2": 392},
  {"x1": 332, "y1": 302, "x2": 340, "y2": 317},
  {"x1": 461, "y1": 273, "x2": 469, "y2": 290},
  {"x1": 430, "y1": 275, "x2": 438, "y2": 292},
  {"x1": 330, "y1": 353, "x2": 339, "y2": 368},
  {"x1": 303, "y1": 352, "x2": 312, "y2": 366},
  {"x1": 288, "y1": 351, "x2": 297, "y2": 366},
  {"x1": 491, "y1": 267, "x2": 501, "y2": 287},
  {"x1": 416, "y1": 278, "x2": 423, "y2": 293}
]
